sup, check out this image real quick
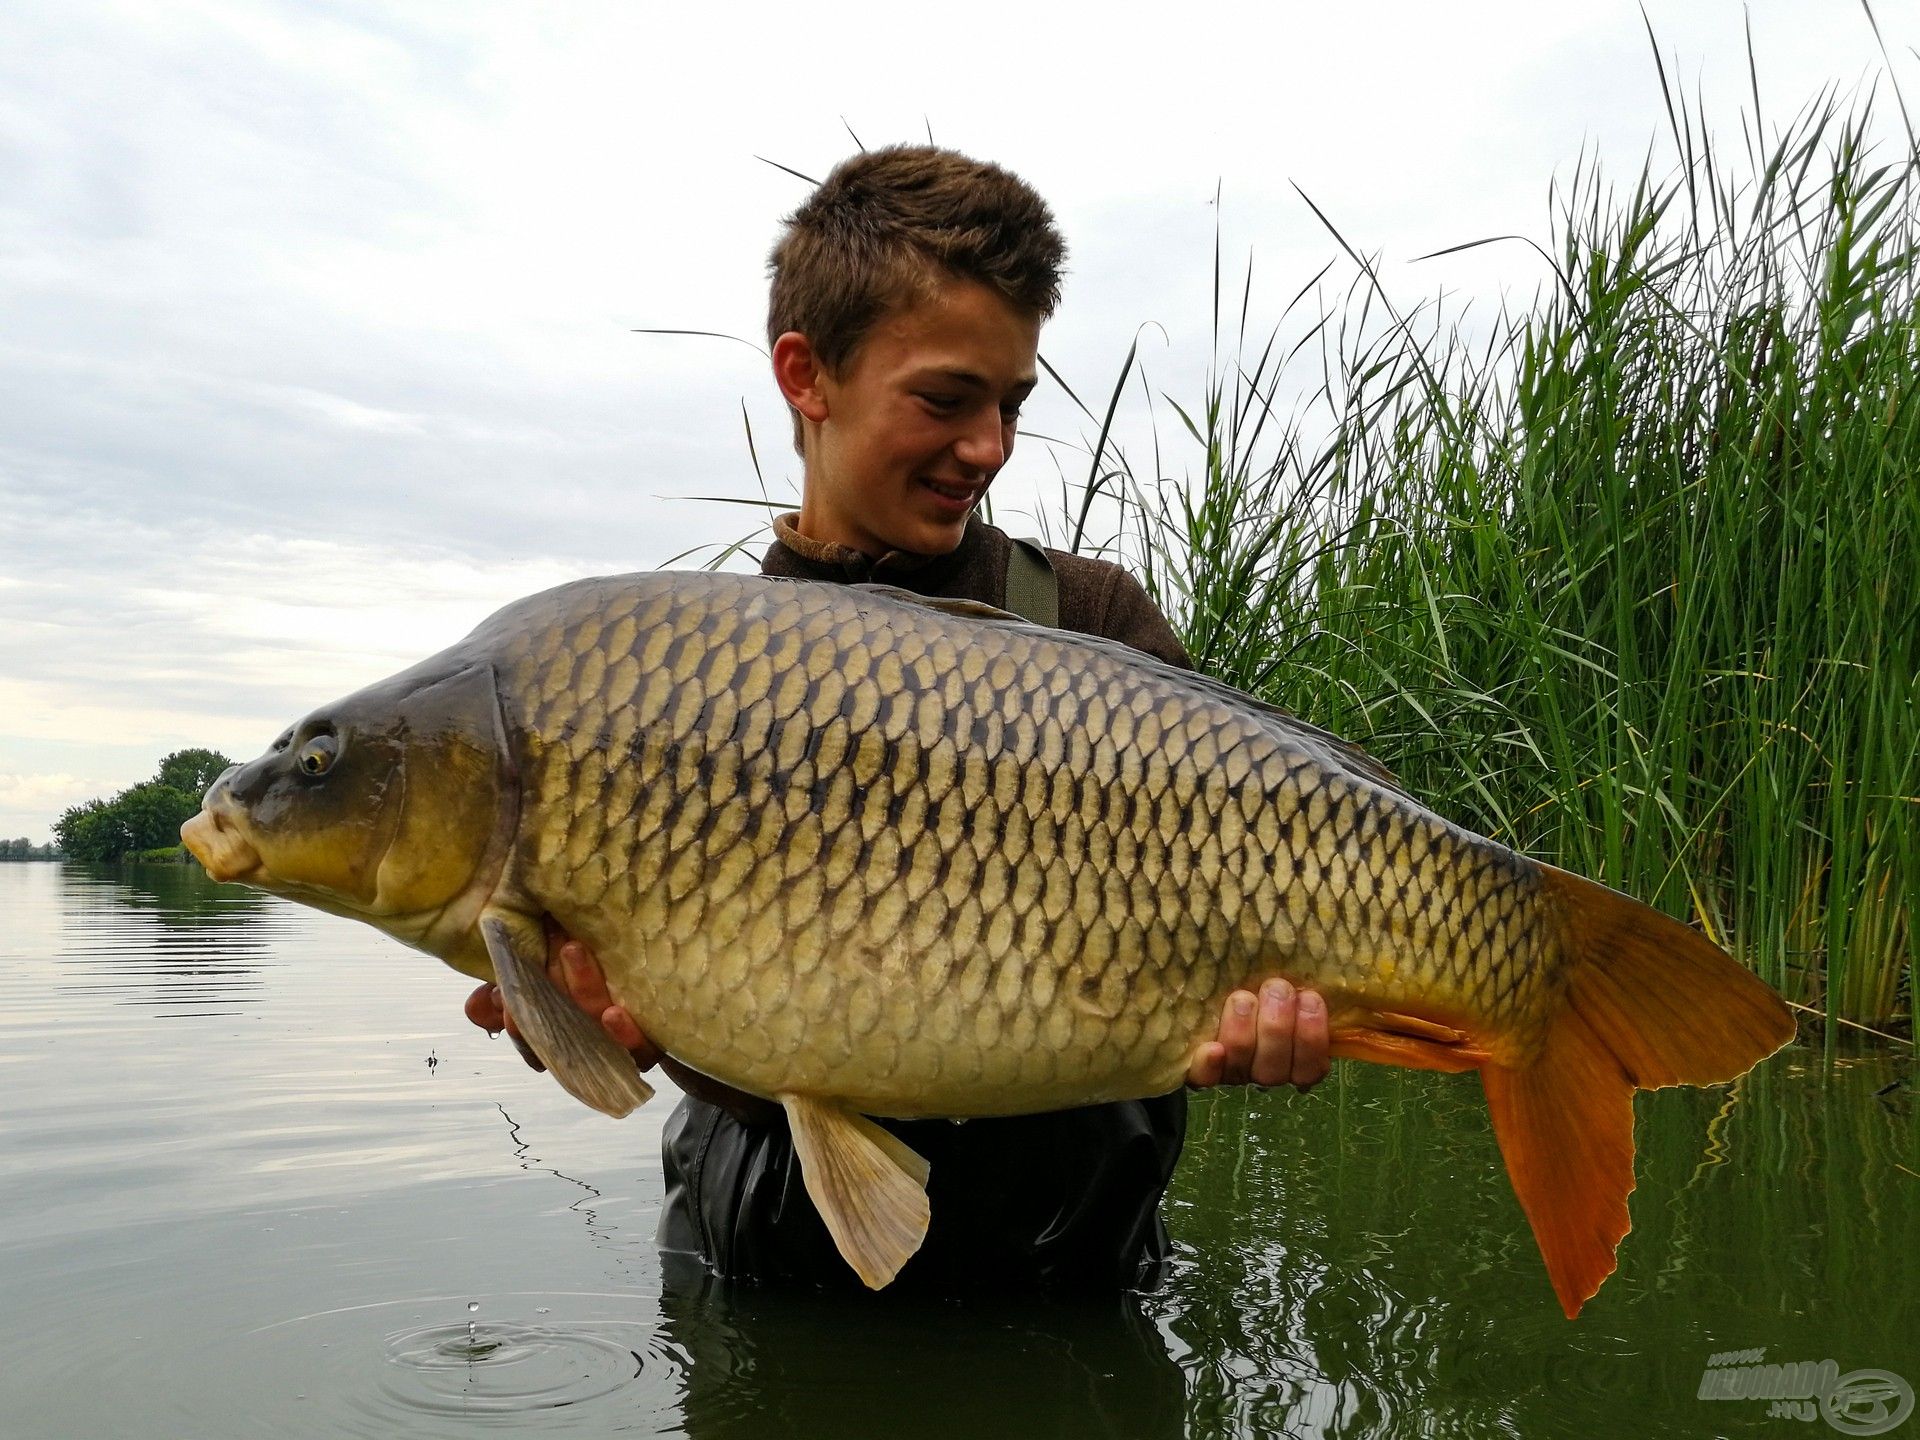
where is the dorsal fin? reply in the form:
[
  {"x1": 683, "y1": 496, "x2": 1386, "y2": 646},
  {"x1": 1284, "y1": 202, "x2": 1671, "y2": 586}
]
[{"x1": 848, "y1": 581, "x2": 1411, "y2": 801}]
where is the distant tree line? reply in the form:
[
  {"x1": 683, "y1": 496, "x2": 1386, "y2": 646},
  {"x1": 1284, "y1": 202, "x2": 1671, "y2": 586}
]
[
  {"x1": 52, "y1": 749, "x2": 234, "y2": 863},
  {"x1": 0, "y1": 837, "x2": 61, "y2": 861}
]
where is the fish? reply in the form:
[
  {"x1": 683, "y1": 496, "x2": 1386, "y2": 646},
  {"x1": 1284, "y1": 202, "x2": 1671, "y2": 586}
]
[{"x1": 180, "y1": 571, "x2": 1795, "y2": 1316}]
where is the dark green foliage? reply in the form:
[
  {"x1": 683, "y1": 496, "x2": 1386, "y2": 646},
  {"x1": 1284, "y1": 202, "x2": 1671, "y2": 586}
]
[
  {"x1": 155, "y1": 748, "x2": 233, "y2": 798},
  {"x1": 129, "y1": 845, "x2": 192, "y2": 863},
  {"x1": 52, "y1": 798, "x2": 129, "y2": 863},
  {"x1": 53, "y1": 751, "x2": 234, "y2": 863},
  {"x1": 114, "y1": 782, "x2": 203, "y2": 853}
]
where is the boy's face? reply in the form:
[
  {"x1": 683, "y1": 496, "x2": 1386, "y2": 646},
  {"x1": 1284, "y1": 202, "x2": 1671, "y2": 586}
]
[{"x1": 789, "y1": 277, "x2": 1041, "y2": 558}]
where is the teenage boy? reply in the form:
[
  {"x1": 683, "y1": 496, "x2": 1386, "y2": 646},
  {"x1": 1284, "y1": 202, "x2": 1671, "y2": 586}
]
[{"x1": 466, "y1": 146, "x2": 1330, "y2": 1291}]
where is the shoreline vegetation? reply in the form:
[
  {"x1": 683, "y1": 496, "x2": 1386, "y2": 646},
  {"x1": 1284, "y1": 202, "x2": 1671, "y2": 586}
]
[
  {"x1": 0, "y1": 839, "x2": 61, "y2": 861},
  {"x1": 1028, "y1": 66, "x2": 1914, "y2": 1039},
  {"x1": 52, "y1": 749, "x2": 232, "y2": 866}
]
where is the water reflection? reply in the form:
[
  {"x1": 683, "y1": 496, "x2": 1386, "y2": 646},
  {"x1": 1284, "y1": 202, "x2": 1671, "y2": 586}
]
[
  {"x1": 0, "y1": 863, "x2": 1912, "y2": 1439},
  {"x1": 654, "y1": 1252, "x2": 1187, "y2": 1440},
  {"x1": 1158, "y1": 1050, "x2": 1919, "y2": 1438},
  {"x1": 497, "y1": 1102, "x2": 654, "y2": 1280},
  {"x1": 66, "y1": 859, "x2": 274, "y2": 925},
  {"x1": 49, "y1": 861, "x2": 284, "y2": 1012}
]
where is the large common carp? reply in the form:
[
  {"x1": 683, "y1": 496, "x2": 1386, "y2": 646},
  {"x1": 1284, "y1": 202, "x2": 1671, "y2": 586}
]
[{"x1": 181, "y1": 572, "x2": 1794, "y2": 1316}]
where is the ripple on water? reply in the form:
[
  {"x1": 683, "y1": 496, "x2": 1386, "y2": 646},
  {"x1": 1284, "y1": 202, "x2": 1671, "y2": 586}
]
[
  {"x1": 241, "y1": 1295, "x2": 687, "y2": 1437},
  {"x1": 376, "y1": 1320, "x2": 648, "y2": 1416}
]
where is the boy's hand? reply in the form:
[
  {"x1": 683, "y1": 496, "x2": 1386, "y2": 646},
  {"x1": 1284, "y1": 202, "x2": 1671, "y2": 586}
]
[
  {"x1": 463, "y1": 928, "x2": 777, "y2": 1123},
  {"x1": 461, "y1": 934, "x2": 659, "y2": 1070},
  {"x1": 1186, "y1": 981, "x2": 1331, "y2": 1092}
]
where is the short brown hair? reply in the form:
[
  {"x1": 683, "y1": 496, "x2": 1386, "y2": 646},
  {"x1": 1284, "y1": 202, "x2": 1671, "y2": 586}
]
[{"x1": 768, "y1": 146, "x2": 1066, "y2": 435}]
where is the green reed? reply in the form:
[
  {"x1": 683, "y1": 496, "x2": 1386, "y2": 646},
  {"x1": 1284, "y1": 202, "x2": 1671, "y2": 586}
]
[{"x1": 1042, "y1": 79, "x2": 1918, "y2": 1035}]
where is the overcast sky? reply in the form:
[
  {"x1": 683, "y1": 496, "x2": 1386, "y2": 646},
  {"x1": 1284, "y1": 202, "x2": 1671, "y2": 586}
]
[{"x1": 1, "y1": 0, "x2": 1909, "y2": 842}]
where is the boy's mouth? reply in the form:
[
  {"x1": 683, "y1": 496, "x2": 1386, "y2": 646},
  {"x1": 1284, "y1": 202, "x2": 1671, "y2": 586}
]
[{"x1": 919, "y1": 477, "x2": 983, "y2": 506}]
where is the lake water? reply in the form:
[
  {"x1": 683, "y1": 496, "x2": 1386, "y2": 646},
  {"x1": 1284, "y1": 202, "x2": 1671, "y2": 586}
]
[{"x1": 0, "y1": 862, "x2": 1913, "y2": 1438}]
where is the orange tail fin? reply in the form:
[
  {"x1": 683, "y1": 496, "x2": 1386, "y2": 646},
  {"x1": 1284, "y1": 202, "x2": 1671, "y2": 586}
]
[{"x1": 1482, "y1": 866, "x2": 1796, "y2": 1318}]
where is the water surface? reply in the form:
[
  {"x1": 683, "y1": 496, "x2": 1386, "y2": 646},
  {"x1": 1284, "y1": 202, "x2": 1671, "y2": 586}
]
[{"x1": 0, "y1": 863, "x2": 1912, "y2": 1437}]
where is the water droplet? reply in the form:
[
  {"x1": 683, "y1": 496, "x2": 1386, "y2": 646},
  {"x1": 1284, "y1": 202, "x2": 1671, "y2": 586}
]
[{"x1": 468, "y1": 1302, "x2": 480, "y2": 1314}]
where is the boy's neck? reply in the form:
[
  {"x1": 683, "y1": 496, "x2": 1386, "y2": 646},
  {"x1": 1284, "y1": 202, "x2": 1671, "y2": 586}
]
[{"x1": 772, "y1": 511, "x2": 981, "y2": 578}]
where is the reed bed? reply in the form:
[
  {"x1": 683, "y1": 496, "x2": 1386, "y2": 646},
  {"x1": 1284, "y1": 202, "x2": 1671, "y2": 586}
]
[{"x1": 1036, "y1": 79, "x2": 1918, "y2": 1037}]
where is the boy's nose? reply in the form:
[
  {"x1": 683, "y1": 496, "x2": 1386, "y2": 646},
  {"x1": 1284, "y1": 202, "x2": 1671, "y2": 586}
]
[{"x1": 952, "y1": 407, "x2": 1008, "y2": 475}]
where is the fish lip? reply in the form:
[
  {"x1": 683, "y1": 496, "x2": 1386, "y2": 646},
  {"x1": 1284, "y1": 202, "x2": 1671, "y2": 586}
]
[{"x1": 179, "y1": 808, "x2": 263, "y2": 884}]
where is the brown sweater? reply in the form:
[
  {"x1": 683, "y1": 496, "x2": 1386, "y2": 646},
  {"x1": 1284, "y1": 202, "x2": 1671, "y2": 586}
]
[
  {"x1": 761, "y1": 512, "x2": 1195, "y2": 671},
  {"x1": 655, "y1": 513, "x2": 1192, "y2": 1294}
]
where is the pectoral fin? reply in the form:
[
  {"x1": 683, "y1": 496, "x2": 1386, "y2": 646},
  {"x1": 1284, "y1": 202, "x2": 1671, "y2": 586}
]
[
  {"x1": 480, "y1": 912, "x2": 654, "y2": 1119},
  {"x1": 781, "y1": 1095, "x2": 931, "y2": 1289}
]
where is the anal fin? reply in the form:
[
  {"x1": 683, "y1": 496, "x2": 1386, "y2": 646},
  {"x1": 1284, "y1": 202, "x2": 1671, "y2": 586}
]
[
  {"x1": 781, "y1": 1094, "x2": 931, "y2": 1290},
  {"x1": 481, "y1": 912, "x2": 654, "y2": 1119},
  {"x1": 1331, "y1": 1008, "x2": 1492, "y2": 1073}
]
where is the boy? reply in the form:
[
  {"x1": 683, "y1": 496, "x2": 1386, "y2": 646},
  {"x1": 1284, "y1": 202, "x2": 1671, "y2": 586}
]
[{"x1": 466, "y1": 147, "x2": 1329, "y2": 1291}]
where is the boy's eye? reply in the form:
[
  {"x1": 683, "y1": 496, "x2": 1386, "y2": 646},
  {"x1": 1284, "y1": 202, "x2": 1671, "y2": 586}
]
[
  {"x1": 1000, "y1": 404, "x2": 1023, "y2": 423},
  {"x1": 920, "y1": 394, "x2": 962, "y2": 413}
]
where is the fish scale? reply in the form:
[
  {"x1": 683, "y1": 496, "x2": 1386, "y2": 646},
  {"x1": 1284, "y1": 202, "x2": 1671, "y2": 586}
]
[
  {"x1": 489, "y1": 573, "x2": 1556, "y2": 1114},
  {"x1": 185, "y1": 568, "x2": 1793, "y2": 1313}
]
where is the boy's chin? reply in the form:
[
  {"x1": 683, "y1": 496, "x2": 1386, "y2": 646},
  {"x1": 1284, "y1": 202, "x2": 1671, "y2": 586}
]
[{"x1": 887, "y1": 512, "x2": 972, "y2": 558}]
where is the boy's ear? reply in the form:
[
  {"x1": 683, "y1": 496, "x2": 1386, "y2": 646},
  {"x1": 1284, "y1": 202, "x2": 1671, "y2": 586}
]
[{"x1": 771, "y1": 332, "x2": 831, "y2": 424}]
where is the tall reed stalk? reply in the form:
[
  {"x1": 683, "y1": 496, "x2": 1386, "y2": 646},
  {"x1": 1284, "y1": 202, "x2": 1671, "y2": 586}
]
[{"x1": 1042, "y1": 76, "x2": 1918, "y2": 1037}]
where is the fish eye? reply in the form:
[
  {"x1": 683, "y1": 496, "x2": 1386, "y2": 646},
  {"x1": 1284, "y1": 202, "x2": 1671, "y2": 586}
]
[{"x1": 296, "y1": 734, "x2": 339, "y2": 777}]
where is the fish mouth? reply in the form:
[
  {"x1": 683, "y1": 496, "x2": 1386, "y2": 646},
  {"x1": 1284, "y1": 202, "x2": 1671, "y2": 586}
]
[{"x1": 180, "y1": 809, "x2": 263, "y2": 884}]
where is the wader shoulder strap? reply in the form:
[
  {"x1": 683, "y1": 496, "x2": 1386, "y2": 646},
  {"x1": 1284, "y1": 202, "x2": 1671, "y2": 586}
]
[{"x1": 1005, "y1": 537, "x2": 1060, "y2": 628}]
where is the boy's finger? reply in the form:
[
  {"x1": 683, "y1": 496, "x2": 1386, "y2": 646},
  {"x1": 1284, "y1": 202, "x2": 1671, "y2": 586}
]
[
  {"x1": 1186, "y1": 1041, "x2": 1226, "y2": 1088},
  {"x1": 1292, "y1": 991, "x2": 1330, "y2": 1089},
  {"x1": 560, "y1": 940, "x2": 614, "y2": 1012},
  {"x1": 1217, "y1": 991, "x2": 1257, "y2": 1084},
  {"x1": 600, "y1": 1006, "x2": 662, "y2": 1068},
  {"x1": 508, "y1": 1032, "x2": 545, "y2": 1071},
  {"x1": 463, "y1": 982, "x2": 505, "y2": 1033},
  {"x1": 1250, "y1": 980, "x2": 1297, "y2": 1087}
]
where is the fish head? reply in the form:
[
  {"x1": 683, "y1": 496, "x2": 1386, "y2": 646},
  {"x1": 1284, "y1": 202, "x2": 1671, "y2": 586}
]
[{"x1": 181, "y1": 661, "x2": 514, "y2": 933}]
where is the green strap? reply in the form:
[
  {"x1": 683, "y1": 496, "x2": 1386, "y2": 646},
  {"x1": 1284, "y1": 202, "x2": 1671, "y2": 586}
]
[{"x1": 1004, "y1": 537, "x2": 1060, "y2": 628}]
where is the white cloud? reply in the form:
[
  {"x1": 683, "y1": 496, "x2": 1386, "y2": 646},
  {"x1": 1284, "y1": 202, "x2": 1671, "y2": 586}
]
[{"x1": 0, "y1": 772, "x2": 114, "y2": 839}]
